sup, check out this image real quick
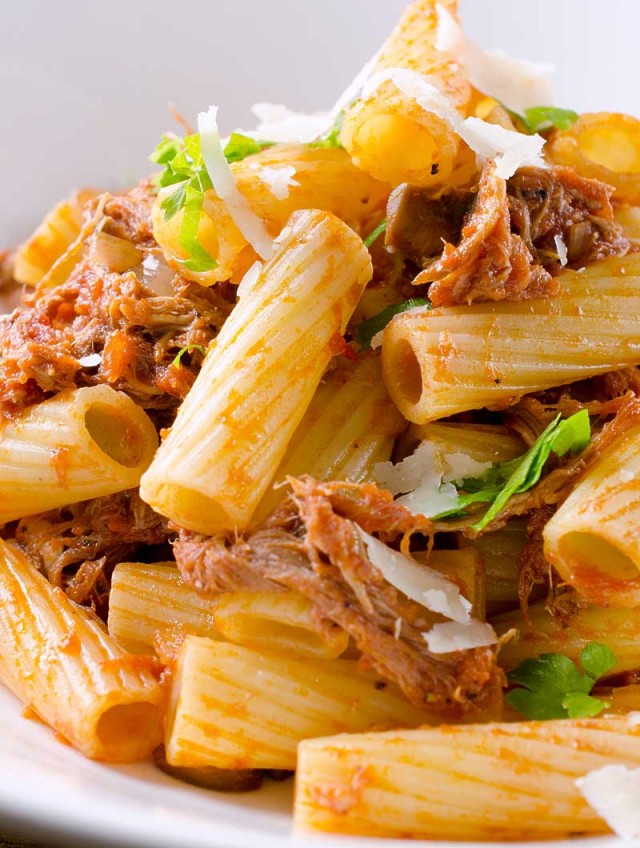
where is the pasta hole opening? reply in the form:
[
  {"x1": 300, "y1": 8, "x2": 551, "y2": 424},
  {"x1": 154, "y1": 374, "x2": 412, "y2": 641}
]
[
  {"x1": 96, "y1": 702, "x2": 160, "y2": 748},
  {"x1": 392, "y1": 339, "x2": 423, "y2": 406},
  {"x1": 84, "y1": 404, "x2": 147, "y2": 468},
  {"x1": 358, "y1": 115, "x2": 438, "y2": 176},
  {"x1": 562, "y1": 532, "x2": 640, "y2": 582},
  {"x1": 580, "y1": 127, "x2": 640, "y2": 174}
]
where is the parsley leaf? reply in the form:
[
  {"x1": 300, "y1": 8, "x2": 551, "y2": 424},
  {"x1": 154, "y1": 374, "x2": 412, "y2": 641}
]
[
  {"x1": 440, "y1": 410, "x2": 590, "y2": 530},
  {"x1": 223, "y1": 132, "x2": 275, "y2": 164},
  {"x1": 364, "y1": 219, "x2": 387, "y2": 249},
  {"x1": 506, "y1": 643, "x2": 616, "y2": 720},
  {"x1": 172, "y1": 344, "x2": 207, "y2": 368},
  {"x1": 355, "y1": 299, "x2": 431, "y2": 350},
  {"x1": 309, "y1": 110, "x2": 346, "y2": 150},
  {"x1": 508, "y1": 105, "x2": 579, "y2": 135}
]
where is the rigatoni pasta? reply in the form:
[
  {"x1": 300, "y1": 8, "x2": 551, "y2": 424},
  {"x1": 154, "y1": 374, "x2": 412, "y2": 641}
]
[
  {"x1": 0, "y1": 384, "x2": 158, "y2": 523},
  {"x1": 3, "y1": 0, "x2": 640, "y2": 842},
  {"x1": 382, "y1": 254, "x2": 640, "y2": 423},
  {"x1": 140, "y1": 209, "x2": 372, "y2": 535},
  {"x1": 0, "y1": 540, "x2": 163, "y2": 761},
  {"x1": 294, "y1": 718, "x2": 640, "y2": 840}
]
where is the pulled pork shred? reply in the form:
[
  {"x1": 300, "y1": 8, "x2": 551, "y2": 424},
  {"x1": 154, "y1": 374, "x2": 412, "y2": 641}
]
[
  {"x1": 9, "y1": 490, "x2": 169, "y2": 616},
  {"x1": 0, "y1": 188, "x2": 233, "y2": 419},
  {"x1": 413, "y1": 162, "x2": 630, "y2": 307},
  {"x1": 174, "y1": 477, "x2": 503, "y2": 717}
]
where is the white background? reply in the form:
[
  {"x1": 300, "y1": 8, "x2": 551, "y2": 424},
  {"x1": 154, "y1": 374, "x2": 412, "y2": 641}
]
[{"x1": 1, "y1": 0, "x2": 637, "y2": 243}]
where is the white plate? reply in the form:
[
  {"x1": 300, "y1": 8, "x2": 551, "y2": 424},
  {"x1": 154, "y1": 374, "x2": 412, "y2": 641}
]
[{"x1": 0, "y1": 684, "x2": 621, "y2": 847}]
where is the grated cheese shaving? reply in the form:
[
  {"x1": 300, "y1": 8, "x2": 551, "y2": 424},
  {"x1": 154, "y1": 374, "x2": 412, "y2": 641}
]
[
  {"x1": 77, "y1": 353, "x2": 102, "y2": 368},
  {"x1": 248, "y1": 103, "x2": 330, "y2": 144},
  {"x1": 235, "y1": 260, "x2": 263, "y2": 300},
  {"x1": 423, "y1": 619, "x2": 497, "y2": 654},
  {"x1": 576, "y1": 765, "x2": 640, "y2": 839},
  {"x1": 357, "y1": 528, "x2": 471, "y2": 624},
  {"x1": 363, "y1": 68, "x2": 546, "y2": 179},
  {"x1": 374, "y1": 440, "x2": 491, "y2": 520},
  {"x1": 250, "y1": 164, "x2": 299, "y2": 200},
  {"x1": 435, "y1": 3, "x2": 554, "y2": 114},
  {"x1": 197, "y1": 106, "x2": 273, "y2": 259}
]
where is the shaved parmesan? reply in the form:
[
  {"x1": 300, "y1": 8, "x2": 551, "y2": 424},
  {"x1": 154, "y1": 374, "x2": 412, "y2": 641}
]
[
  {"x1": 236, "y1": 260, "x2": 263, "y2": 300},
  {"x1": 628, "y1": 712, "x2": 640, "y2": 727},
  {"x1": 554, "y1": 234, "x2": 568, "y2": 266},
  {"x1": 423, "y1": 620, "x2": 497, "y2": 654},
  {"x1": 197, "y1": 106, "x2": 273, "y2": 259},
  {"x1": 363, "y1": 68, "x2": 546, "y2": 179},
  {"x1": 458, "y1": 118, "x2": 546, "y2": 178},
  {"x1": 435, "y1": 3, "x2": 554, "y2": 114},
  {"x1": 250, "y1": 164, "x2": 299, "y2": 200},
  {"x1": 576, "y1": 765, "x2": 640, "y2": 840},
  {"x1": 330, "y1": 41, "x2": 386, "y2": 119},
  {"x1": 374, "y1": 440, "x2": 491, "y2": 520},
  {"x1": 249, "y1": 102, "x2": 330, "y2": 144},
  {"x1": 77, "y1": 353, "x2": 102, "y2": 368},
  {"x1": 357, "y1": 528, "x2": 471, "y2": 624}
]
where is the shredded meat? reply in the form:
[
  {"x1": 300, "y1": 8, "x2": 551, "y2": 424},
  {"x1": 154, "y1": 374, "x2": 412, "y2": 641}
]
[
  {"x1": 401, "y1": 163, "x2": 630, "y2": 307},
  {"x1": 508, "y1": 166, "x2": 630, "y2": 270},
  {"x1": 174, "y1": 478, "x2": 503, "y2": 716},
  {"x1": 415, "y1": 162, "x2": 555, "y2": 306},
  {"x1": 0, "y1": 190, "x2": 233, "y2": 419},
  {"x1": 518, "y1": 505, "x2": 556, "y2": 617},
  {"x1": 10, "y1": 490, "x2": 169, "y2": 616}
]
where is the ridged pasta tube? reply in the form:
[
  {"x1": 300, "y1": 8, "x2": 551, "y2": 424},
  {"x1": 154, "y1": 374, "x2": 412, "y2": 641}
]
[
  {"x1": 140, "y1": 210, "x2": 372, "y2": 535},
  {"x1": 14, "y1": 190, "x2": 98, "y2": 286},
  {"x1": 153, "y1": 145, "x2": 390, "y2": 285},
  {"x1": 493, "y1": 597, "x2": 640, "y2": 675},
  {"x1": 0, "y1": 385, "x2": 158, "y2": 524},
  {"x1": 165, "y1": 637, "x2": 438, "y2": 771},
  {"x1": 295, "y1": 718, "x2": 640, "y2": 839},
  {"x1": 252, "y1": 353, "x2": 404, "y2": 523},
  {"x1": 382, "y1": 254, "x2": 640, "y2": 423},
  {"x1": 340, "y1": 0, "x2": 472, "y2": 187},
  {"x1": 547, "y1": 113, "x2": 640, "y2": 204},
  {"x1": 108, "y1": 562, "x2": 220, "y2": 655},
  {"x1": 0, "y1": 540, "x2": 164, "y2": 761},
  {"x1": 544, "y1": 422, "x2": 640, "y2": 607}
]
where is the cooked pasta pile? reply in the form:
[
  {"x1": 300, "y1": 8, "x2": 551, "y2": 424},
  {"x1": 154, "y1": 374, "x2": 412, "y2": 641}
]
[{"x1": 4, "y1": 0, "x2": 640, "y2": 841}]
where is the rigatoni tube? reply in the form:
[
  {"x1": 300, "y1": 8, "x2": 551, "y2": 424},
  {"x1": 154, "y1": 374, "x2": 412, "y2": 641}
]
[
  {"x1": 252, "y1": 353, "x2": 404, "y2": 523},
  {"x1": 165, "y1": 637, "x2": 438, "y2": 771},
  {"x1": 544, "y1": 422, "x2": 640, "y2": 607},
  {"x1": 0, "y1": 540, "x2": 164, "y2": 762},
  {"x1": 0, "y1": 384, "x2": 158, "y2": 524},
  {"x1": 382, "y1": 254, "x2": 640, "y2": 423},
  {"x1": 108, "y1": 562, "x2": 220, "y2": 655},
  {"x1": 153, "y1": 145, "x2": 390, "y2": 285},
  {"x1": 294, "y1": 718, "x2": 640, "y2": 840},
  {"x1": 140, "y1": 210, "x2": 372, "y2": 535},
  {"x1": 340, "y1": 0, "x2": 472, "y2": 187}
]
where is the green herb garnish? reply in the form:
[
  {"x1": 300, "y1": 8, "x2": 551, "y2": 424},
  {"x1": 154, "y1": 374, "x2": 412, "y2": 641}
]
[
  {"x1": 438, "y1": 410, "x2": 591, "y2": 530},
  {"x1": 223, "y1": 132, "x2": 275, "y2": 164},
  {"x1": 508, "y1": 106, "x2": 579, "y2": 135},
  {"x1": 506, "y1": 643, "x2": 616, "y2": 720},
  {"x1": 355, "y1": 298, "x2": 431, "y2": 350},
  {"x1": 172, "y1": 344, "x2": 207, "y2": 368},
  {"x1": 364, "y1": 219, "x2": 387, "y2": 249}
]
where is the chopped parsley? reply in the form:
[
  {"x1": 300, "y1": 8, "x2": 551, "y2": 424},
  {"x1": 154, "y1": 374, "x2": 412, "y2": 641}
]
[
  {"x1": 506, "y1": 643, "x2": 616, "y2": 720},
  {"x1": 355, "y1": 298, "x2": 431, "y2": 350},
  {"x1": 149, "y1": 130, "x2": 274, "y2": 271},
  {"x1": 172, "y1": 344, "x2": 207, "y2": 368},
  {"x1": 364, "y1": 219, "x2": 387, "y2": 249},
  {"x1": 438, "y1": 410, "x2": 591, "y2": 530}
]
